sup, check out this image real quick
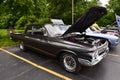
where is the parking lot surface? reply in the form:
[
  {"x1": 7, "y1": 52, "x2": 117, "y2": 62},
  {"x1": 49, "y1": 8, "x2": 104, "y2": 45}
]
[{"x1": 0, "y1": 45, "x2": 120, "y2": 80}]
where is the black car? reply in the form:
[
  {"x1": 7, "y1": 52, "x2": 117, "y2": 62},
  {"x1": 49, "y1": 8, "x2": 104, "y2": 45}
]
[{"x1": 11, "y1": 6, "x2": 109, "y2": 73}]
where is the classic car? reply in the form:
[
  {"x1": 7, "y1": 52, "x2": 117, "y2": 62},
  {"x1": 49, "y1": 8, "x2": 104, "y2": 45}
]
[
  {"x1": 10, "y1": 6, "x2": 109, "y2": 73},
  {"x1": 86, "y1": 28, "x2": 119, "y2": 46},
  {"x1": 103, "y1": 22, "x2": 120, "y2": 36}
]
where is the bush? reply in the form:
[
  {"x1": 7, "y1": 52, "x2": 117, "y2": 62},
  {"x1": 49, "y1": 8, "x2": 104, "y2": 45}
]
[
  {"x1": 0, "y1": 14, "x2": 17, "y2": 29},
  {"x1": 16, "y1": 15, "x2": 37, "y2": 29},
  {"x1": 16, "y1": 16, "x2": 51, "y2": 29},
  {"x1": 97, "y1": 12, "x2": 115, "y2": 27},
  {"x1": 0, "y1": 29, "x2": 19, "y2": 47},
  {"x1": 38, "y1": 18, "x2": 51, "y2": 24}
]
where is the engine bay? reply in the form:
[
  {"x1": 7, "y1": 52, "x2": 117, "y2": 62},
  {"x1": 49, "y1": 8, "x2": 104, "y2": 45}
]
[{"x1": 63, "y1": 33, "x2": 106, "y2": 46}]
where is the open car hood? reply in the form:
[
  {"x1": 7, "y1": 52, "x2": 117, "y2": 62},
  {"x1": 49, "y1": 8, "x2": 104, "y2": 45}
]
[{"x1": 63, "y1": 6, "x2": 107, "y2": 35}]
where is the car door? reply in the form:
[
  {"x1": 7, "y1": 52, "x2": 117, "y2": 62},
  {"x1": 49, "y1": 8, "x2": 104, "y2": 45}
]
[
  {"x1": 31, "y1": 35, "x2": 57, "y2": 56},
  {"x1": 43, "y1": 37, "x2": 64, "y2": 56},
  {"x1": 23, "y1": 25, "x2": 47, "y2": 49}
]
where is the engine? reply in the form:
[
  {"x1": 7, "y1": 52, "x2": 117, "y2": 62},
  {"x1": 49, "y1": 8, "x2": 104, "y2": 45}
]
[{"x1": 63, "y1": 33, "x2": 106, "y2": 46}]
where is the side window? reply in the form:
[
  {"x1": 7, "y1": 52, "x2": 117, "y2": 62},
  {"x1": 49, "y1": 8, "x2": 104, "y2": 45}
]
[
  {"x1": 33, "y1": 26, "x2": 44, "y2": 35},
  {"x1": 26, "y1": 25, "x2": 44, "y2": 36},
  {"x1": 26, "y1": 27, "x2": 32, "y2": 35}
]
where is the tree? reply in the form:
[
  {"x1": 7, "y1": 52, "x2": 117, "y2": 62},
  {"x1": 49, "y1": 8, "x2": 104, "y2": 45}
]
[
  {"x1": 47, "y1": 0, "x2": 72, "y2": 24},
  {"x1": 0, "y1": 0, "x2": 51, "y2": 29},
  {"x1": 99, "y1": 0, "x2": 120, "y2": 26},
  {"x1": 0, "y1": 0, "x2": 113, "y2": 29},
  {"x1": 108, "y1": 0, "x2": 120, "y2": 15}
]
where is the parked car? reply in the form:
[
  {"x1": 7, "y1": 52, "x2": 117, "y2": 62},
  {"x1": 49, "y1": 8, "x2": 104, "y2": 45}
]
[
  {"x1": 86, "y1": 28, "x2": 119, "y2": 46},
  {"x1": 103, "y1": 22, "x2": 120, "y2": 36},
  {"x1": 10, "y1": 6, "x2": 109, "y2": 73}
]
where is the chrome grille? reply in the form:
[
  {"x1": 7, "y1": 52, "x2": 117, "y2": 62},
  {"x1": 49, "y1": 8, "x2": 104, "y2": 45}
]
[{"x1": 98, "y1": 48, "x2": 105, "y2": 55}]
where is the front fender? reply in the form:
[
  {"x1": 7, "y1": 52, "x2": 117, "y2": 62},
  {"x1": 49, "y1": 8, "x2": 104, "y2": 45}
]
[{"x1": 56, "y1": 49, "x2": 77, "y2": 59}]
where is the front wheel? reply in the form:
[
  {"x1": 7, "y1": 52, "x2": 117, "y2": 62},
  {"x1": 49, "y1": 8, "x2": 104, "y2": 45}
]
[
  {"x1": 60, "y1": 53, "x2": 81, "y2": 73},
  {"x1": 19, "y1": 42, "x2": 27, "y2": 51}
]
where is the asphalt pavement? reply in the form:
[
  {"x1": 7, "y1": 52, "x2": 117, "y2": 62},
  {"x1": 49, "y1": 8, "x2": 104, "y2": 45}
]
[{"x1": 0, "y1": 44, "x2": 120, "y2": 80}]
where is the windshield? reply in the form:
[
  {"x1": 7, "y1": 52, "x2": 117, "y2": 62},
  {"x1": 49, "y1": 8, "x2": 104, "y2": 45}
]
[{"x1": 44, "y1": 24, "x2": 70, "y2": 37}]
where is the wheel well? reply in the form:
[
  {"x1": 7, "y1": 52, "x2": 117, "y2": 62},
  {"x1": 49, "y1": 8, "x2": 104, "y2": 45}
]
[{"x1": 56, "y1": 50, "x2": 77, "y2": 61}]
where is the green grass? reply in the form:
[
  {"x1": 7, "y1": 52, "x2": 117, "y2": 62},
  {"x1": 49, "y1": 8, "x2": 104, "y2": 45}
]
[{"x1": 0, "y1": 29, "x2": 23, "y2": 48}]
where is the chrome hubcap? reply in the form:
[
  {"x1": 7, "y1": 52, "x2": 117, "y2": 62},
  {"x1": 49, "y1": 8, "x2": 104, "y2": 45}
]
[{"x1": 64, "y1": 56, "x2": 76, "y2": 71}]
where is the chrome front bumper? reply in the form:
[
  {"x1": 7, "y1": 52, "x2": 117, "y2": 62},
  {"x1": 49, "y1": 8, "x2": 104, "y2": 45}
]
[
  {"x1": 78, "y1": 42, "x2": 109, "y2": 66},
  {"x1": 78, "y1": 51, "x2": 107, "y2": 66}
]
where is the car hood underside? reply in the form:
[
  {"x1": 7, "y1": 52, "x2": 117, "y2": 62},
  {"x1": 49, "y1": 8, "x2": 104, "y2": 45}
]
[{"x1": 63, "y1": 6, "x2": 107, "y2": 35}]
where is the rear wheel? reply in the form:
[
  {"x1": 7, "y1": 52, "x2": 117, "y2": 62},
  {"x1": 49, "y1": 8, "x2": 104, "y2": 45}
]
[
  {"x1": 19, "y1": 42, "x2": 27, "y2": 51},
  {"x1": 60, "y1": 53, "x2": 81, "y2": 73}
]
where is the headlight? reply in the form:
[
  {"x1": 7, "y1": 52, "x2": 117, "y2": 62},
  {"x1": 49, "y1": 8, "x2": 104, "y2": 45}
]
[{"x1": 89, "y1": 51, "x2": 98, "y2": 60}]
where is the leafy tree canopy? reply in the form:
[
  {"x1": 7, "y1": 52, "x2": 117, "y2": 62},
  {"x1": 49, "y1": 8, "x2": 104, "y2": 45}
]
[{"x1": 0, "y1": 0, "x2": 119, "y2": 29}]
